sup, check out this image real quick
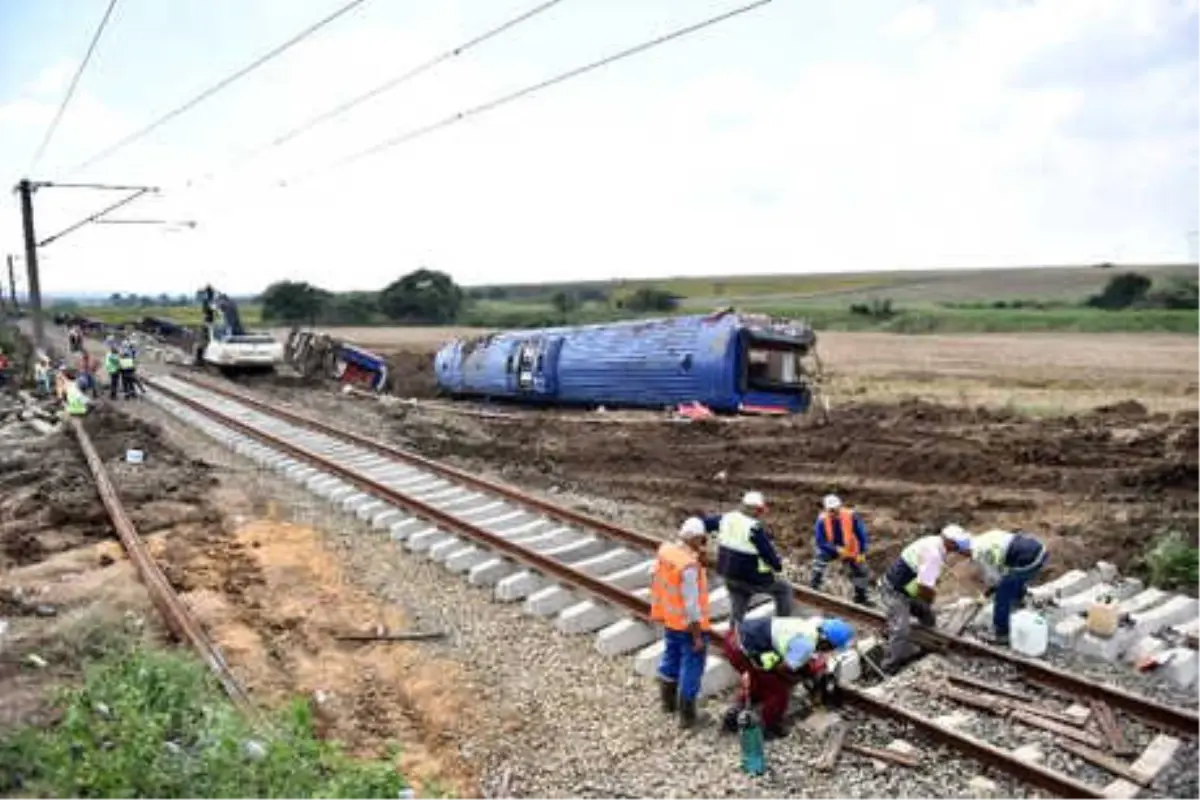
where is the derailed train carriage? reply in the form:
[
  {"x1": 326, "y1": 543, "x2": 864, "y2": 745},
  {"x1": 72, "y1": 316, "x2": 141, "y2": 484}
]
[{"x1": 433, "y1": 309, "x2": 823, "y2": 414}]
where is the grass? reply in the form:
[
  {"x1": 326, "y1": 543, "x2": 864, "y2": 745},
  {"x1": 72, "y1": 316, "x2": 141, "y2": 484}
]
[
  {"x1": 64, "y1": 305, "x2": 265, "y2": 327},
  {"x1": 0, "y1": 645, "x2": 411, "y2": 798},
  {"x1": 1142, "y1": 530, "x2": 1199, "y2": 592}
]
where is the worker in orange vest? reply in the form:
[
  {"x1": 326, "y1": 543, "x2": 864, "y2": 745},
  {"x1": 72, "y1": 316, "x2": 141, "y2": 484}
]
[
  {"x1": 810, "y1": 494, "x2": 873, "y2": 606},
  {"x1": 650, "y1": 517, "x2": 711, "y2": 729}
]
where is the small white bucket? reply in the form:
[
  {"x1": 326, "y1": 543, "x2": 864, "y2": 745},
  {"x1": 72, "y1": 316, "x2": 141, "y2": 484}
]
[{"x1": 125, "y1": 449, "x2": 144, "y2": 464}]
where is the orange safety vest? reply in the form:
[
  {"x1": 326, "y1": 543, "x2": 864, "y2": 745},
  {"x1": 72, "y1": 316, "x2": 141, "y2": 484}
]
[
  {"x1": 822, "y1": 509, "x2": 859, "y2": 559},
  {"x1": 649, "y1": 542, "x2": 711, "y2": 632}
]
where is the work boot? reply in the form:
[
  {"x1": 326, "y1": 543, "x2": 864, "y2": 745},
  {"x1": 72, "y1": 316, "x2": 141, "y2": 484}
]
[
  {"x1": 658, "y1": 679, "x2": 678, "y2": 714},
  {"x1": 763, "y1": 721, "x2": 791, "y2": 741},
  {"x1": 679, "y1": 698, "x2": 701, "y2": 729},
  {"x1": 853, "y1": 590, "x2": 874, "y2": 608},
  {"x1": 722, "y1": 705, "x2": 741, "y2": 734}
]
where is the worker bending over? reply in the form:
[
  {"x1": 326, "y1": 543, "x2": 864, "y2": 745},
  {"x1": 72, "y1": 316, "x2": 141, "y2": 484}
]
[
  {"x1": 879, "y1": 527, "x2": 971, "y2": 673},
  {"x1": 702, "y1": 491, "x2": 793, "y2": 625},
  {"x1": 810, "y1": 494, "x2": 872, "y2": 606},
  {"x1": 649, "y1": 517, "x2": 712, "y2": 729},
  {"x1": 962, "y1": 526, "x2": 1049, "y2": 646},
  {"x1": 721, "y1": 615, "x2": 855, "y2": 740}
]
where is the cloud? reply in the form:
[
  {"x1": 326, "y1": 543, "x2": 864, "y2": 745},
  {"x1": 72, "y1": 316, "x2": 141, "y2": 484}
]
[
  {"x1": 29, "y1": 61, "x2": 74, "y2": 97},
  {"x1": 0, "y1": 0, "x2": 1195, "y2": 294}
]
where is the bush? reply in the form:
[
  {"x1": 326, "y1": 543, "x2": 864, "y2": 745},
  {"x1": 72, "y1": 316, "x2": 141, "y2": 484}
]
[
  {"x1": 1141, "y1": 530, "x2": 1199, "y2": 592},
  {"x1": 0, "y1": 646, "x2": 408, "y2": 798},
  {"x1": 1086, "y1": 272, "x2": 1152, "y2": 309}
]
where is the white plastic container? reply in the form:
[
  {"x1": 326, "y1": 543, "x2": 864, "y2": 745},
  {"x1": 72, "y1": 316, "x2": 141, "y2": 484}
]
[
  {"x1": 125, "y1": 449, "x2": 144, "y2": 465},
  {"x1": 1011, "y1": 609, "x2": 1049, "y2": 657}
]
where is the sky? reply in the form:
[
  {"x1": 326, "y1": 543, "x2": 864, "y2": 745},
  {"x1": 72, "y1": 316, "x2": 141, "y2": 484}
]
[{"x1": 0, "y1": 0, "x2": 1196, "y2": 296}]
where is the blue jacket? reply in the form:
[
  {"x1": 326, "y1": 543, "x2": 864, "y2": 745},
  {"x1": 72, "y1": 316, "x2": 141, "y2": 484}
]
[
  {"x1": 702, "y1": 512, "x2": 784, "y2": 587},
  {"x1": 813, "y1": 510, "x2": 869, "y2": 559}
]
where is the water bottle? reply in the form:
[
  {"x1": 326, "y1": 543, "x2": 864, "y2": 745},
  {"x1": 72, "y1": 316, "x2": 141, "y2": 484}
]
[{"x1": 738, "y1": 705, "x2": 766, "y2": 776}]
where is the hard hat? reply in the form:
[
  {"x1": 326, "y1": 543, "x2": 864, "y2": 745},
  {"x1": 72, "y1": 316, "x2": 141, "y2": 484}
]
[
  {"x1": 678, "y1": 517, "x2": 707, "y2": 540},
  {"x1": 823, "y1": 494, "x2": 842, "y2": 511},
  {"x1": 940, "y1": 524, "x2": 972, "y2": 552},
  {"x1": 820, "y1": 618, "x2": 855, "y2": 650},
  {"x1": 742, "y1": 491, "x2": 766, "y2": 508}
]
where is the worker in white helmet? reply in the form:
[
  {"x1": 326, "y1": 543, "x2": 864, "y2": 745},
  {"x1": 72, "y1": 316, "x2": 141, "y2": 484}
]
[
  {"x1": 649, "y1": 517, "x2": 712, "y2": 729},
  {"x1": 878, "y1": 525, "x2": 972, "y2": 673},
  {"x1": 810, "y1": 494, "x2": 873, "y2": 607},
  {"x1": 699, "y1": 491, "x2": 793, "y2": 626}
]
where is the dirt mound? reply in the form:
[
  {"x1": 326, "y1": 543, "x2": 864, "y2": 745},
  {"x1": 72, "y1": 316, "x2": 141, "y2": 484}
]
[
  {"x1": 0, "y1": 405, "x2": 217, "y2": 569},
  {"x1": 384, "y1": 349, "x2": 437, "y2": 398},
  {"x1": 1093, "y1": 399, "x2": 1150, "y2": 419},
  {"x1": 386, "y1": 397, "x2": 1198, "y2": 584}
]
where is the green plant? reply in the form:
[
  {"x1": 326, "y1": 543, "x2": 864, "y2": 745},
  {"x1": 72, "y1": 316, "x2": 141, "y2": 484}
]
[
  {"x1": 1142, "y1": 530, "x2": 1199, "y2": 591},
  {"x1": 0, "y1": 646, "x2": 409, "y2": 798}
]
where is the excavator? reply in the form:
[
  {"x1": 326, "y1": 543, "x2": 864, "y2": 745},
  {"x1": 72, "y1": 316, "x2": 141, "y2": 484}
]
[{"x1": 195, "y1": 285, "x2": 283, "y2": 374}]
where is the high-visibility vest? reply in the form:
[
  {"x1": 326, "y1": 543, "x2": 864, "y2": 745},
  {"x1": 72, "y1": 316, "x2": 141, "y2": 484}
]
[
  {"x1": 104, "y1": 353, "x2": 120, "y2": 374},
  {"x1": 822, "y1": 509, "x2": 860, "y2": 558},
  {"x1": 649, "y1": 542, "x2": 710, "y2": 632},
  {"x1": 119, "y1": 356, "x2": 135, "y2": 370},
  {"x1": 65, "y1": 385, "x2": 88, "y2": 416},
  {"x1": 759, "y1": 617, "x2": 821, "y2": 671},
  {"x1": 896, "y1": 535, "x2": 944, "y2": 597},
  {"x1": 718, "y1": 511, "x2": 771, "y2": 574},
  {"x1": 971, "y1": 530, "x2": 1013, "y2": 575}
]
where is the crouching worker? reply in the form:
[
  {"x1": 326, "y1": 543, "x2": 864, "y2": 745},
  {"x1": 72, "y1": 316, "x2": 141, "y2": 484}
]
[
  {"x1": 966, "y1": 527, "x2": 1049, "y2": 647},
  {"x1": 650, "y1": 517, "x2": 711, "y2": 729},
  {"x1": 879, "y1": 527, "x2": 971, "y2": 673},
  {"x1": 62, "y1": 371, "x2": 90, "y2": 417},
  {"x1": 721, "y1": 616, "x2": 855, "y2": 740}
]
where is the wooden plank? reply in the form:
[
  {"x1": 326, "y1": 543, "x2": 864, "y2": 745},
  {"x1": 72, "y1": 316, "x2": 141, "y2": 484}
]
[
  {"x1": 1010, "y1": 709, "x2": 1106, "y2": 748},
  {"x1": 1005, "y1": 699, "x2": 1087, "y2": 727},
  {"x1": 922, "y1": 681, "x2": 1006, "y2": 713},
  {"x1": 843, "y1": 742, "x2": 920, "y2": 769},
  {"x1": 948, "y1": 673, "x2": 1034, "y2": 703},
  {"x1": 1090, "y1": 700, "x2": 1136, "y2": 757},
  {"x1": 815, "y1": 724, "x2": 847, "y2": 771},
  {"x1": 1056, "y1": 741, "x2": 1150, "y2": 787}
]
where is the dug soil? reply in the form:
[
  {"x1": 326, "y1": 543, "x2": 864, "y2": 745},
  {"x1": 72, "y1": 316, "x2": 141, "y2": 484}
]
[
  {"x1": 1, "y1": 402, "x2": 477, "y2": 796},
  {"x1": 381, "y1": 397, "x2": 1198, "y2": 587}
]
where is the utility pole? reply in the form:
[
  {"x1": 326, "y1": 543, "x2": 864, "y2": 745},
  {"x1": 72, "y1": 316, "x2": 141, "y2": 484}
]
[
  {"x1": 5, "y1": 254, "x2": 16, "y2": 312},
  {"x1": 17, "y1": 179, "x2": 44, "y2": 350}
]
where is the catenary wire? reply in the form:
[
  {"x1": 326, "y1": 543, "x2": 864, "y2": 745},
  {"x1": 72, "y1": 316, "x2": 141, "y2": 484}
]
[
  {"x1": 27, "y1": 0, "x2": 121, "y2": 174},
  {"x1": 285, "y1": 0, "x2": 774, "y2": 186},
  {"x1": 188, "y1": 0, "x2": 568, "y2": 188},
  {"x1": 64, "y1": 0, "x2": 373, "y2": 178}
]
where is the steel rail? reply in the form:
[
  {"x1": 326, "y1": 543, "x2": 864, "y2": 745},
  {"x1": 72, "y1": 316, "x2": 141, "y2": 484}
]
[
  {"x1": 147, "y1": 379, "x2": 1110, "y2": 799},
  {"x1": 146, "y1": 376, "x2": 650, "y2": 619},
  {"x1": 68, "y1": 417, "x2": 254, "y2": 712},
  {"x1": 168, "y1": 372, "x2": 1200, "y2": 737}
]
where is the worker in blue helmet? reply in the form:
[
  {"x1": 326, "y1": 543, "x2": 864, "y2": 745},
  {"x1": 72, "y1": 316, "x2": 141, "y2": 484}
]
[{"x1": 720, "y1": 615, "x2": 855, "y2": 739}]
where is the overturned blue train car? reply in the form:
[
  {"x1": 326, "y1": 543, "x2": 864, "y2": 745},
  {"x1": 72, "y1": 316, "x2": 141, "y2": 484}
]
[{"x1": 433, "y1": 309, "x2": 821, "y2": 414}]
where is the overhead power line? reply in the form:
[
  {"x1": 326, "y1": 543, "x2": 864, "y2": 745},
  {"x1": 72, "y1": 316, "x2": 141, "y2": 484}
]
[
  {"x1": 289, "y1": 0, "x2": 773, "y2": 186},
  {"x1": 194, "y1": 0, "x2": 567, "y2": 186},
  {"x1": 27, "y1": 0, "x2": 121, "y2": 174},
  {"x1": 66, "y1": 0, "x2": 372, "y2": 177}
]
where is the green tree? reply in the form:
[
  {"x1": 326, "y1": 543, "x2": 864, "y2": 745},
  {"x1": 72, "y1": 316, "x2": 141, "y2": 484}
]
[
  {"x1": 621, "y1": 287, "x2": 680, "y2": 313},
  {"x1": 260, "y1": 281, "x2": 330, "y2": 324},
  {"x1": 1087, "y1": 272, "x2": 1152, "y2": 309},
  {"x1": 324, "y1": 292, "x2": 379, "y2": 325},
  {"x1": 378, "y1": 268, "x2": 463, "y2": 324},
  {"x1": 551, "y1": 290, "x2": 580, "y2": 316},
  {"x1": 1146, "y1": 276, "x2": 1198, "y2": 310}
]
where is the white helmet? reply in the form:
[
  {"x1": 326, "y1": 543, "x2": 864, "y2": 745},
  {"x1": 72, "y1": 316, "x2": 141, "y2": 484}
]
[
  {"x1": 941, "y1": 524, "x2": 972, "y2": 552},
  {"x1": 742, "y1": 491, "x2": 766, "y2": 509},
  {"x1": 679, "y1": 517, "x2": 707, "y2": 540},
  {"x1": 823, "y1": 494, "x2": 842, "y2": 511}
]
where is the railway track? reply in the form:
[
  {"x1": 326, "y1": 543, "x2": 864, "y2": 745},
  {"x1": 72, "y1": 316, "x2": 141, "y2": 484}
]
[{"x1": 128, "y1": 372, "x2": 1195, "y2": 797}]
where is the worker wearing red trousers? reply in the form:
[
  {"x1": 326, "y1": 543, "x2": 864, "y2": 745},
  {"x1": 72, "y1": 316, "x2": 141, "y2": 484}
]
[{"x1": 721, "y1": 615, "x2": 855, "y2": 739}]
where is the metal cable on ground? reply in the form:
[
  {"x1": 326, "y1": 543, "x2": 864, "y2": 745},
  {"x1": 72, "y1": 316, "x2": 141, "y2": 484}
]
[
  {"x1": 190, "y1": 0, "x2": 568, "y2": 188},
  {"x1": 65, "y1": 0, "x2": 373, "y2": 178},
  {"x1": 68, "y1": 417, "x2": 256, "y2": 714},
  {"x1": 286, "y1": 0, "x2": 774, "y2": 185},
  {"x1": 27, "y1": 0, "x2": 121, "y2": 174}
]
